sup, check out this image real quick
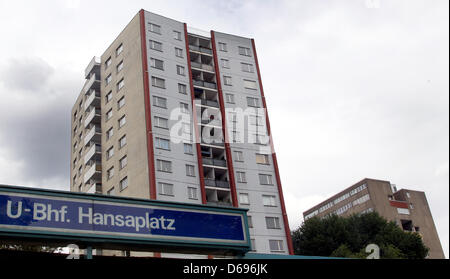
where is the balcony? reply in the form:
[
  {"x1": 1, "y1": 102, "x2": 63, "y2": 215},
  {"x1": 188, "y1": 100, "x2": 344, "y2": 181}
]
[
  {"x1": 84, "y1": 125, "x2": 101, "y2": 146},
  {"x1": 86, "y1": 183, "x2": 102, "y2": 194},
  {"x1": 202, "y1": 158, "x2": 227, "y2": 168},
  {"x1": 84, "y1": 90, "x2": 101, "y2": 110},
  {"x1": 190, "y1": 61, "x2": 214, "y2": 72},
  {"x1": 85, "y1": 56, "x2": 100, "y2": 79},
  {"x1": 197, "y1": 98, "x2": 219, "y2": 108},
  {"x1": 84, "y1": 107, "x2": 101, "y2": 128},
  {"x1": 193, "y1": 79, "x2": 217, "y2": 90},
  {"x1": 189, "y1": 45, "x2": 213, "y2": 55},
  {"x1": 83, "y1": 162, "x2": 101, "y2": 184},
  {"x1": 83, "y1": 72, "x2": 101, "y2": 94},
  {"x1": 84, "y1": 144, "x2": 101, "y2": 164}
]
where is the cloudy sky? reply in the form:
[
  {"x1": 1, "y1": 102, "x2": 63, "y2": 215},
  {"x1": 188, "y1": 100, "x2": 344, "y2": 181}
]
[{"x1": 0, "y1": 0, "x2": 448, "y2": 257}]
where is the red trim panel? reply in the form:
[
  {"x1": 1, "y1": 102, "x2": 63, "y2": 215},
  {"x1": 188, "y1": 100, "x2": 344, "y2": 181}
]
[
  {"x1": 251, "y1": 39, "x2": 294, "y2": 255},
  {"x1": 139, "y1": 10, "x2": 157, "y2": 200},
  {"x1": 184, "y1": 23, "x2": 207, "y2": 204},
  {"x1": 210, "y1": 31, "x2": 239, "y2": 207},
  {"x1": 390, "y1": 200, "x2": 409, "y2": 209}
]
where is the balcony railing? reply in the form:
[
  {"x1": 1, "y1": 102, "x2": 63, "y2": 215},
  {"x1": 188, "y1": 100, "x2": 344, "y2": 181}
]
[
  {"x1": 202, "y1": 158, "x2": 227, "y2": 168},
  {"x1": 85, "y1": 56, "x2": 100, "y2": 79},
  {"x1": 200, "y1": 139, "x2": 224, "y2": 147},
  {"x1": 190, "y1": 61, "x2": 214, "y2": 72},
  {"x1": 204, "y1": 179, "x2": 230, "y2": 189},
  {"x1": 84, "y1": 125, "x2": 101, "y2": 146},
  {"x1": 192, "y1": 79, "x2": 217, "y2": 89},
  {"x1": 84, "y1": 144, "x2": 101, "y2": 164},
  {"x1": 83, "y1": 73, "x2": 101, "y2": 94},
  {"x1": 84, "y1": 108, "x2": 101, "y2": 128},
  {"x1": 84, "y1": 90, "x2": 101, "y2": 110},
  {"x1": 86, "y1": 183, "x2": 102, "y2": 194},
  {"x1": 83, "y1": 163, "x2": 101, "y2": 184},
  {"x1": 189, "y1": 45, "x2": 213, "y2": 55}
]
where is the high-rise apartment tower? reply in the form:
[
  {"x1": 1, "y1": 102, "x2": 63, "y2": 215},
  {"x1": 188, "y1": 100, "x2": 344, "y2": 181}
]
[{"x1": 70, "y1": 9, "x2": 293, "y2": 255}]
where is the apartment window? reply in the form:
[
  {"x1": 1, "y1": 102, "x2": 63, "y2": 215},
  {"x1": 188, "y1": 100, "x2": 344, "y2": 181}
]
[
  {"x1": 238, "y1": 46, "x2": 252, "y2": 56},
  {"x1": 397, "y1": 208, "x2": 410, "y2": 215},
  {"x1": 119, "y1": 135, "x2": 127, "y2": 149},
  {"x1": 223, "y1": 76, "x2": 232, "y2": 86},
  {"x1": 149, "y1": 23, "x2": 161, "y2": 34},
  {"x1": 241, "y1": 62, "x2": 254, "y2": 73},
  {"x1": 184, "y1": 143, "x2": 193, "y2": 154},
  {"x1": 410, "y1": 203, "x2": 414, "y2": 209},
  {"x1": 150, "y1": 58, "x2": 164, "y2": 70},
  {"x1": 178, "y1": 83, "x2": 187, "y2": 94},
  {"x1": 151, "y1": 76, "x2": 166, "y2": 88},
  {"x1": 239, "y1": 193, "x2": 250, "y2": 205},
  {"x1": 186, "y1": 164, "x2": 195, "y2": 177},
  {"x1": 156, "y1": 159, "x2": 172, "y2": 173},
  {"x1": 256, "y1": 154, "x2": 270, "y2": 164},
  {"x1": 188, "y1": 187, "x2": 197, "y2": 200},
  {"x1": 154, "y1": 116, "x2": 169, "y2": 129},
  {"x1": 107, "y1": 147, "x2": 114, "y2": 159},
  {"x1": 218, "y1": 42, "x2": 227, "y2": 52},
  {"x1": 259, "y1": 174, "x2": 274, "y2": 185},
  {"x1": 234, "y1": 151, "x2": 244, "y2": 162},
  {"x1": 106, "y1": 91, "x2": 112, "y2": 103},
  {"x1": 175, "y1": 47, "x2": 183, "y2": 58},
  {"x1": 244, "y1": 79, "x2": 258, "y2": 90},
  {"x1": 105, "y1": 74, "x2": 112, "y2": 85},
  {"x1": 118, "y1": 96, "x2": 125, "y2": 109},
  {"x1": 155, "y1": 137, "x2": 170, "y2": 150},
  {"x1": 262, "y1": 195, "x2": 277, "y2": 207},
  {"x1": 269, "y1": 240, "x2": 284, "y2": 252},
  {"x1": 118, "y1": 115, "x2": 126, "y2": 128},
  {"x1": 221, "y1": 59, "x2": 230, "y2": 68},
  {"x1": 116, "y1": 60, "x2": 124, "y2": 73},
  {"x1": 247, "y1": 97, "x2": 260, "y2": 107},
  {"x1": 149, "y1": 40, "x2": 163, "y2": 51},
  {"x1": 236, "y1": 171, "x2": 247, "y2": 183},
  {"x1": 106, "y1": 109, "x2": 113, "y2": 121},
  {"x1": 120, "y1": 176, "x2": 128, "y2": 191},
  {"x1": 119, "y1": 155, "x2": 127, "y2": 169},
  {"x1": 177, "y1": 65, "x2": 185, "y2": 76},
  {"x1": 107, "y1": 166, "x2": 114, "y2": 180},
  {"x1": 153, "y1": 95, "x2": 167, "y2": 108},
  {"x1": 78, "y1": 166, "x2": 82, "y2": 176},
  {"x1": 107, "y1": 187, "x2": 114, "y2": 195},
  {"x1": 159, "y1": 182, "x2": 174, "y2": 196},
  {"x1": 106, "y1": 127, "x2": 114, "y2": 140},
  {"x1": 105, "y1": 57, "x2": 112, "y2": 69},
  {"x1": 173, "y1": 30, "x2": 182, "y2": 40},
  {"x1": 247, "y1": 216, "x2": 253, "y2": 228},
  {"x1": 225, "y1": 93, "x2": 235, "y2": 104},
  {"x1": 265, "y1": 217, "x2": 281, "y2": 229},
  {"x1": 116, "y1": 44, "x2": 123, "y2": 56},
  {"x1": 180, "y1": 102, "x2": 189, "y2": 113},
  {"x1": 117, "y1": 79, "x2": 125, "y2": 91}
]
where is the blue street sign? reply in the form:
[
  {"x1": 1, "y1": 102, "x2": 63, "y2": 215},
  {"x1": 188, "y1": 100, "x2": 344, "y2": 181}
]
[{"x1": 0, "y1": 185, "x2": 250, "y2": 252}]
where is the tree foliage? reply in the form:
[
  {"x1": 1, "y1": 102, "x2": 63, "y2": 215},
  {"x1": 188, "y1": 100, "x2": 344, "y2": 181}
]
[{"x1": 292, "y1": 212, "x2": 429, "y2": 259}]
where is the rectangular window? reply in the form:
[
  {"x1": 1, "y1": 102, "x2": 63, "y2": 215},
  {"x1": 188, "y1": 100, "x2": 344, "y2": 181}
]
[
  {"x1": 244, "y1": 79, "x2": 258, "y2": 90},
  {"x1": 156, "y1": 159, "x2": 172, "y2": 173},
  {"x1": 178, "y1": 83, "x2": 187, "y2": 94},
  {"x1": 120, "y1": 176, "x2": 128, "y2": 191},
  {"x1": 175, "y1": 47, "x2": 183, "y2": 58},
  {"x1": 177, "y1": 65, "x2": 185, "y2": 76},
  {"x1": 150, "y1": 58, "x2": 164, "y2": 70},
  {"x1": 262, "y1": 195, "x2": 277, "y2": 207},
  {"x1": 238, "y1": 46, "x2": 252, "y2": 56},
  {"x1": 107, "y1": 166, "x2": 114, "y2": 180},
  {"x1": 247, "y1": 216, "x2": 253, "y2": 228},
  {"x1": 236, "y1": 171, "x2": 247, "y2": 183},
  {"x1": 218, "y1": 42, "x2": 227, "y2": 52},
  {"x1": 153, "y1": 95, "x2": 167, "y2": 108},
  {"x1": 184, "y1": 143, "x2": 193, "y2": 154},
  {"x1": 106, "y1": 127, "x2": 113, "y2": 140},
  {"x1": 151, "y1": 76, "x2": 166, "y2": 88},
  {"x1": 155, "y1": 137, "x2": 170, "y2": 150},
  {"x1": 119, "y1": 135, "x2": 127, "y2": 149},
  {"x1": 180, "y1": 102, "x2": 189, "y2": 113},
  {"x1": 107, "y1": 147, "x2": 114, "y2": 159},
  {"x1": 188, "y1": 187, "x2": 197, "y2": 200},
  {"x1": 234, "y1": 151, "x2": 244, "y2": 162},
  {"x1": 239, "y1": 193, "x2": 250, "y2": 205},
  {"x1": 105, "y1": 74, "x2": 112, "y2": 85},
  {"x1": 397, "y1": 208, "x2": 410, "y2": 215},
  {"x1": 106, "y1": 109, "x2": 113, "y2": 120},
  {"x1": 269, "y1": 240, "x2": 284, "y2": 252},
  {"x1": 118, "y1": 96, "x2": 125, "y2": 109},
  {"x1": 105, "y1": 57, "x2": 112, "y2": 69},
  {"x1": 256, "y1": 154, "x2": 270, "y2": 164},
  {"x1": 154, "y1": 116, "x2": 169, "y2": 129},
  {"x1": 116, "y1": 44, "x2": 123, "y2": 56},
  {"x1": 107, "y1": 187, "x2": 114, "y2": 195},
  {"x1": 149, "y1": 23, "x2": 161, "y2": 34},
  {"x1": 185, "y1": 164, "x2": 195, "y2": 177},
  {"x1": 221, "y1": 59, "x2": 230, "y2": 68},
  {"x1": 265, "y1": 217, "x2": 281, "y2": 229},
  {"x1": 259, "y1": 174, "x2": 274, "y2": 185},
  {"x1": 149, "y1": 40, "x2": 163, "y2": 51},
  {"x1": 224, "y1": 76, "x2": 232, "y2": 86},
  {"x1": 247, "y1": 97, "x2": 260, "y2": 107},
  {"x1": 119, "y1": 155, "x2": 127, "y2": 169},
  {"x1": 117, "y1": 79, "x2": 125, "y2": 91},
  {"x1": 225, "y1": 93, "x2": 235, "y2": 104},
  {"x1": 159, "y1": 182, "x2": 174, "y2": 196},
  {"x1": 116, "y1": 61, "x2": 124, "y2": 73},
  {"x1": 106, "y1": 91, "x2": 112, "y2": 103},
  {"x1": 241, "y1": 62, "x2": 254, "y2": 73},
  {"x1": 173, "y1": 30, "x2": 182, "y2": 40},
  {"x1": 118, "y1": 115, "x2": 126, "y2": 128}
]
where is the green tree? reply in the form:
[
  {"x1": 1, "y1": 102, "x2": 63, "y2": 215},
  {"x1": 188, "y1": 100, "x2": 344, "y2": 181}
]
[{"x1": 292, "y1": 212, "x2": 429, "y2": 259}]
